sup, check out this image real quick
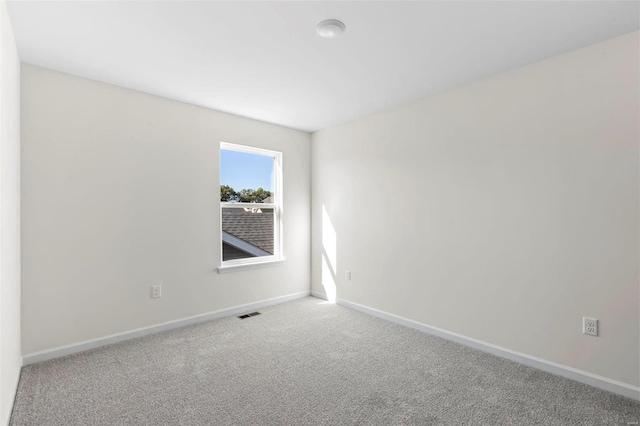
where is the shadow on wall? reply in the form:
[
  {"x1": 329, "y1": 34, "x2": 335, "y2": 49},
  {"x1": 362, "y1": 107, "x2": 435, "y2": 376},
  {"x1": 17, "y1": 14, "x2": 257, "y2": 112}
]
[{"x1": 322, "y1": 205, "x2": 337, "y2": 303}]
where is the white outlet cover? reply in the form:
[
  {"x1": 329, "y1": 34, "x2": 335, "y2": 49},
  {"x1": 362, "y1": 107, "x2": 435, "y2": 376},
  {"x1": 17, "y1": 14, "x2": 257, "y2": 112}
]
[
  {"x1": 151, "y1": 285, "x2": 162, "y2": 299},
  {"x1": 583, "y1": 317, "x2": 598, "y2": 336}
]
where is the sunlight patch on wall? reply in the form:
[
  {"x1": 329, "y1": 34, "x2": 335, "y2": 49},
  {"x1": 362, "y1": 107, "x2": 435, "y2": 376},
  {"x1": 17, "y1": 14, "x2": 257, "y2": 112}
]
[
  {"x1": 321, "y1": 205, "x2": 337, "y2": 303},
  {"x1": 321, "y1": 255, "x2": 337, "y2": 303},
  {"x1": 322, "y1": 205, "x2": 337, "y2": 272}
]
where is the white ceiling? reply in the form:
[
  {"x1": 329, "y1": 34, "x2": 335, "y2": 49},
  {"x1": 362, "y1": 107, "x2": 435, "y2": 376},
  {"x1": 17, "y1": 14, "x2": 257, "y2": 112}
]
[{"x1": 7, "y1": 1, "x2": 640, "y2": 132}]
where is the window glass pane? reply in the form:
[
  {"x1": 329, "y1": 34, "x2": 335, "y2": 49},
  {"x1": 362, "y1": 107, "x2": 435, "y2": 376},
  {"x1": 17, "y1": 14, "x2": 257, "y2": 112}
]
[
  {"x1": 220, "y1": 150, "x2": 274, "y2": 203},
  {"x1": 222, "y1": 207, "x2": 274, "y2": 261}
]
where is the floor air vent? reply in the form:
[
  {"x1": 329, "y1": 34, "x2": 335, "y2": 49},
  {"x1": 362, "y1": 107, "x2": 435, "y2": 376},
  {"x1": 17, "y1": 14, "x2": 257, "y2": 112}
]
[{"x1": 237, "y1": 312, "x2": 261, "y2": 319}]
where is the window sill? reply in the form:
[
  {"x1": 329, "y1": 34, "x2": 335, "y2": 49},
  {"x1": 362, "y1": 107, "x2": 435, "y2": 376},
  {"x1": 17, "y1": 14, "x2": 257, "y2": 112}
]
[{"x1": 217, "y1": 258, "x2": 285, "y2": 274}]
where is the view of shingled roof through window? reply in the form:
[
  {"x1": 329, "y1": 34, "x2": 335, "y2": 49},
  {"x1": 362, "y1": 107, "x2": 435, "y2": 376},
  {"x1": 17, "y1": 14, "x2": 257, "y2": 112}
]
[{"x1": 222, "y1": 208, "x2": 274, "y2": 261}]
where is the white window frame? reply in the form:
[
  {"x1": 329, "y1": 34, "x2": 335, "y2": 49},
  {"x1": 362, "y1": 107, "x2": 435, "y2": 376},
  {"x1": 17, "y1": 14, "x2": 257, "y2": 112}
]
[{"x1": 217, "y1": 142, "x2": 284, "y2": 273}]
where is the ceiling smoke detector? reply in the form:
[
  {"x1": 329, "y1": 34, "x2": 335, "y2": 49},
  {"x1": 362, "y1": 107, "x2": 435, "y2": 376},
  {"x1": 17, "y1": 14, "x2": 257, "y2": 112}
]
[{"x1": 316, "y1": 19, "x2": 346, "y2": 39}]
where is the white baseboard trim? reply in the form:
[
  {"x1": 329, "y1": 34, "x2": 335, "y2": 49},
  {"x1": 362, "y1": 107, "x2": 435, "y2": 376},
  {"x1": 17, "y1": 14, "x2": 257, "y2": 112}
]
[
  {"x1": 310, "y1": 291, "x2": 640, "y2": 401},
  {"x1": 23, "y1": 291, "x2": 311, "y2": 366},
  {"x1": 310, "y1": 291, "x2": 329, "y2": 299}
]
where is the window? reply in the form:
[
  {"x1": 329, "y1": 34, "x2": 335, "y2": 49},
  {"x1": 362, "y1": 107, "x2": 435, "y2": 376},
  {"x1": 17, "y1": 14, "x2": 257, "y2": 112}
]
[{"x1": 218, "y1": 142, "x2": 283, "y2": 272}]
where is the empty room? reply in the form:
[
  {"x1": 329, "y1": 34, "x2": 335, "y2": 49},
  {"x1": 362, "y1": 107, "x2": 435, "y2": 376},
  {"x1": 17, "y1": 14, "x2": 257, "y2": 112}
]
[{"x1": 1, "y1": 1, "x2": 639, "y2": 424}]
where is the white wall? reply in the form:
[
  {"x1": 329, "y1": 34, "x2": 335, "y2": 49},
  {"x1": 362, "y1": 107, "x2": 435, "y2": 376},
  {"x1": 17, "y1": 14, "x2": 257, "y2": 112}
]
[
  {"x1": 311, "y1": 32, "x2": 639, "y2": 388},
  {"x1": 0, "y1": 0, "x2": 21, "y2": 424},
  {"x1": 21, "y1": 64, "x2": 311, "y2": 355}
]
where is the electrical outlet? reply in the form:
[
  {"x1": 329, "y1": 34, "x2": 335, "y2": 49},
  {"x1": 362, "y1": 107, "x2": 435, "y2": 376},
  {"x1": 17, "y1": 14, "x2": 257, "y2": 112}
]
[
  {"x1": 151, "y1": 285, "x2": 162, "y2": 299},
  {"x1": 583, "y1": 317, "x2": 598, "y2": 336},
  {"x1": 345, "y1": 270, "x2": 352, "y2": 281}
]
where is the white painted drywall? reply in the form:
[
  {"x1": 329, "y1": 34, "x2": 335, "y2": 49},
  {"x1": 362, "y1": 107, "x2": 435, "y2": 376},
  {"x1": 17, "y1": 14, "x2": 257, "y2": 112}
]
[
  {"x1": 311, "y1": 32, "x2": 640, "y2": 387},
  {"x1": 0, "y1": 0, "x2": 21, "y2": 423},
  {"x1": 21, "y1": 64, "x2": 311, "y2": 355}
]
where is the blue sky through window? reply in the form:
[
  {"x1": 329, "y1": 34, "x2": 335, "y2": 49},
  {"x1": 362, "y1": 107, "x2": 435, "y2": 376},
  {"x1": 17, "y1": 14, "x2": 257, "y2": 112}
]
[{"x1": 220, "y1": 149, "x2": 273, "y2": 192}]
